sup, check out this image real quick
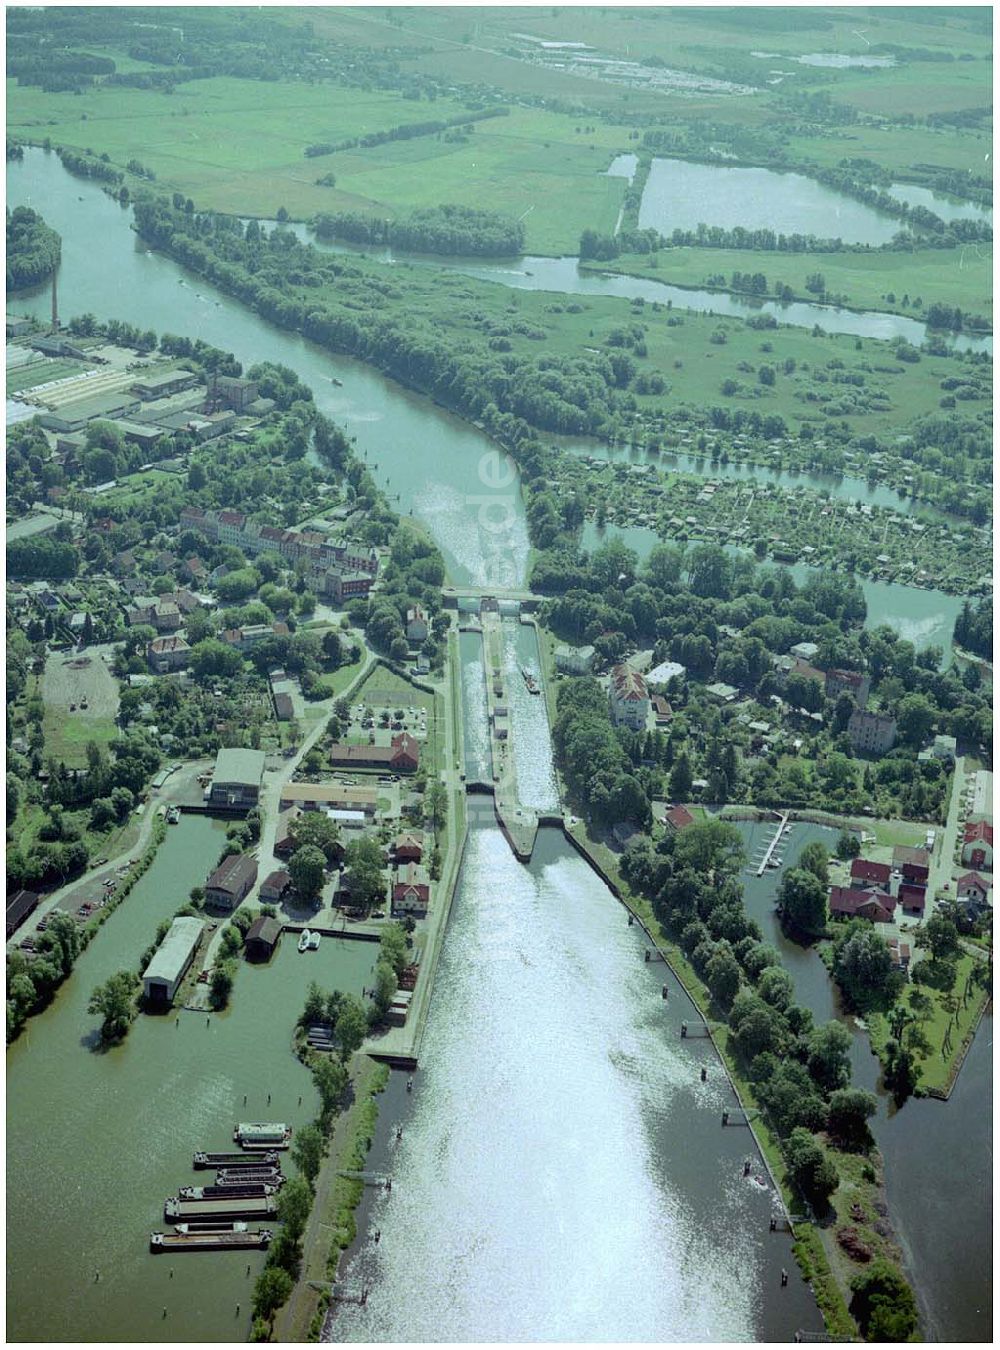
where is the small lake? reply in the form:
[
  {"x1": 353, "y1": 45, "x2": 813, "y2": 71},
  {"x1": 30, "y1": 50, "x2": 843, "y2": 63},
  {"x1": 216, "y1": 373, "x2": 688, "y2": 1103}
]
[
  {"x1": 638, "y1": 158, "x2": 903, "y2": 245},
  {"x1": 607, "y1": 152, "x2": 638, "y2": 183},
  {"x1": 889, "y1": 182, "x2": 993, "y2": 224}
]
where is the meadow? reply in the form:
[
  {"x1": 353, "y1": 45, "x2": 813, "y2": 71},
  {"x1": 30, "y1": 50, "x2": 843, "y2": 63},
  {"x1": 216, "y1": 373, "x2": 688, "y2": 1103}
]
[{"x1": 600, "y1": 244, "x2": 993, "y2": 322}]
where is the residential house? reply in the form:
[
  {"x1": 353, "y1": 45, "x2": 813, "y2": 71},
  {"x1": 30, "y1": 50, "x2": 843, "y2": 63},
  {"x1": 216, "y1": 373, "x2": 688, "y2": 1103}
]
[
  {"x1": 961, "y1": 819, "x2": 993, "y2": 871},
  {"x1": 393, "y1": 833, "x2": 424, "y2": 863},
  {"x1": 391, "y1": 863, "x2": 431, "y2": 918},
  {"x1": 825, "y1": 668, "x2": 871, "y2": 708},
  {"x1": 705, "y1": 682, "x2": 739, "y2": 704},
  {"x1": 848, "y1": 709, "x2": 897, "y2": 756},
  {"x1": 956, "y1": 871, "x2": 992, "y2": 915},
  {"x1": 663, "y1": 804, "x2": 695, "y2": 832},
  {"x1": 828, "y1": 886, "x2": 896, "y2": 924},
  {"x1": 850, "y1": 859, "x2": 891, "y2": 892},
  {"x1": 260, "y1": 870, "x2": 292, "y2": 904},
  {"x1": 204, "y1": 853, "x2": 258, "y2": 910},
  {"x1": 897, "y1": 882, "x2": 926, "y2": 917},
  {"x1": 609, "y1": 663, "x2": 650, "y2": 731},
  {"x1": 892, "y1": 846, "x2": 930, "y2": 886},
  {"x1": 406, "y1": 605, "x2": 428, "y2": 643},
  {"x1": 146, "y1": 635, "x2": 190, "y2": 674},
  {"x1": 789, "y1": 641, "x2": 819, "y2": 661}
]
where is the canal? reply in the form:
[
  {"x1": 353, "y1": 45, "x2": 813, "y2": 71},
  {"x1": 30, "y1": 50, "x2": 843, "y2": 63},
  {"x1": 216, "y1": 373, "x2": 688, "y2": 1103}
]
[
  {"x1": 5, "y1": 817, "x2": 379, "y2": 1342},
  {"x1": 7, "y1": 149, "x2": 990, "y2": 1343}
]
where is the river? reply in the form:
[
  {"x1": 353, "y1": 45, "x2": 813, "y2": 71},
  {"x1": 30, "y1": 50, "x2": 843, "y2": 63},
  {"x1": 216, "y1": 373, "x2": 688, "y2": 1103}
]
[
  {"x1": 7, "y1": 149, "x2": 989, "y2": 1343},
  {"x1": 5, "y1": 816, "x2": 379, "y2": 1342}
]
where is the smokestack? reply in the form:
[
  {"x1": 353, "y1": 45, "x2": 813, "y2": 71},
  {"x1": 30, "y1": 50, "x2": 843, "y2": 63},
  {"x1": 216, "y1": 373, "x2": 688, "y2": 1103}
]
[{"x1": 51, "y1": 269, "x2": 59, "y2": 332}]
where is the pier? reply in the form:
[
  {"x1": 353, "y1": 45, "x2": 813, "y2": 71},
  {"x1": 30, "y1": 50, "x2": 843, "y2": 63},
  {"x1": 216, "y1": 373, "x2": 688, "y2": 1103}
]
[{"x1": 755, "y1": 812, "x2": 790, "y2": 876}]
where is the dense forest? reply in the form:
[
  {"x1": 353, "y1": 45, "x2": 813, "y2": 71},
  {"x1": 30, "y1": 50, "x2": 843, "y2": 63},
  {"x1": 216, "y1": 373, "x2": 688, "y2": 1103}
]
[
  {"x1": 6, "y1": 205, "x2": 61, "y2": 290},
  {"x1": 953, "y1": 597, "x2": 992, "y2": 660},
  {"x1": 313, "y1": 203, "x2": 525, "y2": 257}
]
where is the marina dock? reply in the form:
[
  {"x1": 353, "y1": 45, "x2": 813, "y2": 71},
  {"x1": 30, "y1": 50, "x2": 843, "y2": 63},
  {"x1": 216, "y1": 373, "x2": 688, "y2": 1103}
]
[{"x1": 755, "y1": 813, "x2": 791, "y2": 876}]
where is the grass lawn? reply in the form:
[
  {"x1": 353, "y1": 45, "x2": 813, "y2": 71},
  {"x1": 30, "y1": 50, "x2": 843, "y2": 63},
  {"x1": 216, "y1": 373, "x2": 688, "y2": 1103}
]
[
  {"x1": 867, "y1": 952, "x2": 990, "y2": 1095},
  {"x1": 869, "y1": 818, "x2": 930, "y2": 849},
  {"x1": 9, "y1": 800, "x2": 142, "y2": 864},
  {"x1": 601, "y1": 243, "x2": 992, "y2": 324},
  {"x1": 317, "y1": 649, "x2": 368, "y2": 699},
  {"x1": 42, "y1": 703, "x2": 119, "y2": 766},
  {"x1": 100, "y1": 468, "x2": 179, "y2": 509}
]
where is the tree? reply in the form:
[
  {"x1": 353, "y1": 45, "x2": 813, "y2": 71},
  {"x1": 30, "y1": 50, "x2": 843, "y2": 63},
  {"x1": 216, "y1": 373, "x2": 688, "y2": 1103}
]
[
  {"x1": 827, "y1": 1086, "x2": 877, "y2": 1149},
  {"x1": 833, "y1": 923, "x2": 899, "y2": 1011},
  {"x1": 917, "y1": 913, "x2": 960, "y2": 963},
  {"x1": 334, "y1": 995, "x2": 368, "y2": 1061},
  {"x1": 379, "y1": 921, "x2": 410, "y2": 977},
  {"x1": 896, "y1": 692, "x2": 936, "y2": 748},
  {"x1": 836, "y1": 828, "x2": 861, "y2": 860},
  {"x1": 312, "y1": 1056, "x2": 348, "y2": 1121},
  {"x1": 706, "y1": 946, "x2": 741, "y2": 1011},
  {"x1": 288, "y1": 812, "x2": 341, "y2": 863},
  {"x1": 371, "y1": 958, "x2": 398, "y2": 1021},
  {"x1": 806, "y1": 1021, "x2": 852, "y2": 1094},
  {"x1": 669, "y1": 751, "x2": 693, "y2": 801},
  {"x1": 797, "y1": 840, "x2": 829, "y2": 886},
  {"x1": 209, "y1": 960, "x2": 235, "y2": 1009},
  {"x1": 88, "y1": 970, "x2": 139, "y2": 1041},
  {"x1": 276, "y1": 1175, "x2": 312, "y2": 1241},
  {"x1": 778, "y1": 868, "x2": 827, "y2": 938},
  {"x1": 757, "y1": 965, "x2": 794, "y2": 1011},
  {"x1": 343, "y1": 836, "x2": 386, "y2": 912},
  {"x1": 785, "y1": 1127, "x2": 838, "y2": 1209},
  {"x1": 850, "y1": 1260, "x2": 919, "y2": 1342},
  {"x1": 252, "y1": 1267, "x2": 293, "y2": 1322},
  {"x1": 291, "y1": 1122, "x2": 325, "y2": 1183},
  {"x1": 289, "y1": 845, "x2": 326, "y2": 902}
]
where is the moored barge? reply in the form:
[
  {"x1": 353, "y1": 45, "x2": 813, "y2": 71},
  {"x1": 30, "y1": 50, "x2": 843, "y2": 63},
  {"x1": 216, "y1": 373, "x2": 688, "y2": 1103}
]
[
  {"x1": 151, "y1": 1227, "x2": 272, "y2": 1253},
  {"x1": 234, "y1": 1122, "x2": 292, "y2": 1151},
  {"x1": 193, "y1": 1150, "x2": 280, "y2": 1169},
  {"x1": 165, "y1": 1195, "x2": 277, "y2": 1222}
]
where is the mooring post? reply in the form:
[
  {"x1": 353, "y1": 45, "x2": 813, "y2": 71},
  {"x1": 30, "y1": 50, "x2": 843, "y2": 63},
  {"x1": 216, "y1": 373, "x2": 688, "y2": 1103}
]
[
  {"x1": 722, "y1": 1110, "x2": 729, "y2": 1126},
  {"x1": 681, "y1": 1021, "x2": 688, "y2": 1038},
  {"x1": 700, "y1": 1066, "x2": 707, "y2": 1082}
]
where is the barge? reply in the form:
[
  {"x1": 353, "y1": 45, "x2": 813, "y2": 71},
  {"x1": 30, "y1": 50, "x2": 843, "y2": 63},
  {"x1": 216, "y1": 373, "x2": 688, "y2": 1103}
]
[
  {"x1": 521, "y1": 666, "x2": 540, "y2": 695},
  {"x1": 165, "y1": 1195, "x2": 278, "y2": 1222},
  {"x1": 193, "y1": 1150, "x2": 280, "y2": 1169},
  {"x1": 178, "y1": 1182, "x2": 277, "y2": 1201},
  {"x1": 234, "y1": 1122, "x2": 292, "y2": 1151},
  {"x1": 151, "y1": 1227, "x2": 272, "y2": 1253},
  {"x1": 215, "y1": 1167, "x2": 284, "y2": 1188}
]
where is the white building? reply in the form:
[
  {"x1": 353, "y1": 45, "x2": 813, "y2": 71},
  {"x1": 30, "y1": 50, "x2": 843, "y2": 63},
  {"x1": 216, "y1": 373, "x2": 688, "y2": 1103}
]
[
  {"x1": 554, "y1": 644, "x2": 595, "y2": 675},
  {"x1": 142, "y1": 916, "x2": 203, "y2": 1006},
  {"x1": 646, "y1": 659, "x2": 686, "y2": 688},
  {"x1": 609, "y1": 663, "x2": 650, "y2": 730}
]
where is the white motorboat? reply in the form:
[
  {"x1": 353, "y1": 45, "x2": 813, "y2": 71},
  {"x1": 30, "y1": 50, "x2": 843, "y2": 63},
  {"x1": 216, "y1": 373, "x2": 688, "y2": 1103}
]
[{"x1": 298, "y1": 930, "x2": 312, "y2": 953}]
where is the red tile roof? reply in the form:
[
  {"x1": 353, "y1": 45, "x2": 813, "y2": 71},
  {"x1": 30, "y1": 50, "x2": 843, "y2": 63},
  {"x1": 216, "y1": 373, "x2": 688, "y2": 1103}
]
[
  {"x1": 963, "y1": 820, "x2": 993, "y2": 846},
  {"x1": 664, "y1": 805, "x2": 695, "y2": 831},
  {"x1": 829, "y1": 886, "x2": 896, "y2": 923},
  {"x1": 851, "y1": 858, "x2": 891, "y2": 887}
]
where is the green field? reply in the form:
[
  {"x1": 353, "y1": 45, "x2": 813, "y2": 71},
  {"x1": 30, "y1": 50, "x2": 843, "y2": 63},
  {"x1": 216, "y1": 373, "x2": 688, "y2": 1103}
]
[
  {"x1": 600, "y1": 245, "x2": 992, "y2": 322},
  {"x1": 7, "y1": 79, "x2": 629, "y2": 252}
]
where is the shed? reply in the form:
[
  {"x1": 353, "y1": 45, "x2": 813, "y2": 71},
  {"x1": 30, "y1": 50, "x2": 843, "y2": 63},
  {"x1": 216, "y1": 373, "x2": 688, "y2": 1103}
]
[
  {"x1": 142, "y1": 916, "x2": 204, "y2": 1005},
  {"x1": 245, "y1": 916, "x2": 282, "y2": 962}
]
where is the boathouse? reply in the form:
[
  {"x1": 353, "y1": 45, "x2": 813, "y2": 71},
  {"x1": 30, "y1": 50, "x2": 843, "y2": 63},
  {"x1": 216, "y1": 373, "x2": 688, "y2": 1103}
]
[
  {"x1": 208, "y1": 747, "x2": 265, "y2": 810},
  {"x1": 142, "y1": 916, "x2": 204, "y2": 1006},
  {"x1": 245, "y1": 916, "x2": 282, "y2": 962}
]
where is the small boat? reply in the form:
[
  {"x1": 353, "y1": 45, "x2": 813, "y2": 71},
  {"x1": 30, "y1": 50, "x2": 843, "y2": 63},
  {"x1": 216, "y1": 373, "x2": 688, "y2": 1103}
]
[
  {"x1": 308, "y1": 931, "x2": 321, "y2": 951},
  {"x1": 329, "y1": 376, "x2": 343, "y2": 387},
  {"x1": 167, "y1": 806, "x2": 180, "y2": 825},
  {"x1": 298, "y1": 929, "x2": 312, "y2": 953},
  {"x1": 521, "y1": 666, "x2": 540, "y2": 695}
]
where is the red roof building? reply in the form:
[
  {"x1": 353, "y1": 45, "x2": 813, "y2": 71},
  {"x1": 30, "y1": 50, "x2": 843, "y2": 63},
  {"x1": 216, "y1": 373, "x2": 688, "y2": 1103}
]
[
  {"x1": 850, "y1": 858, "x2": 892, "y2": 891},
  {"x1": 897, "y1": 882, "x2": 927, "y2": 916},
  {"x1": 329, "y1": 732, "x2": 420, "y2": 774},
  {"x1": 829, "y1": 886, "x2": 896, "y2": 924},
  {"x1": 663, "y1": 805, "x2": 695, "y2": 832},
  {"x1": 961, "y1": 819, "x2": 993, "y2": 871},
  {"x1": 956, "y1": 871, "x2": 992, "y2": 903}
]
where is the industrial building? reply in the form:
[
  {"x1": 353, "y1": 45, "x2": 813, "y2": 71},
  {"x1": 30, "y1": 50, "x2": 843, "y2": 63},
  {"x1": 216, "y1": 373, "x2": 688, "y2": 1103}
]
[
  {"x1": 142, "y1": 916, "x2": 204, "y2": 1006},
  {"x1": 208, "y1": 748, "x2": 266, "y2": 810}
]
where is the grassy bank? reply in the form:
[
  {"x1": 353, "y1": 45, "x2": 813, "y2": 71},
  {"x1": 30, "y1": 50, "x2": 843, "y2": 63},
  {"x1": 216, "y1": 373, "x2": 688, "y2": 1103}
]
[
  {"x1": 866, "y1": 953, "x2": 991, "y2": 1097},
  {"x1": 592, "y1": 243, "x2": 992, "y2": 326}
]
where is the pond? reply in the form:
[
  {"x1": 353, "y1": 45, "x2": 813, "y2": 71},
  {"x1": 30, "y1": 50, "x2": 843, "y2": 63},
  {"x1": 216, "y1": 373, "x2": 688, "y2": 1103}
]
[
  {"x1": 638, "y1": 158, "x2": 903, "y2": 245},
  {"x1": 580, "y1": 522, "x2": 963, "y2": 665},
  {"x1": 889, "y1": 181, "x2": 993, "y2": 224}
]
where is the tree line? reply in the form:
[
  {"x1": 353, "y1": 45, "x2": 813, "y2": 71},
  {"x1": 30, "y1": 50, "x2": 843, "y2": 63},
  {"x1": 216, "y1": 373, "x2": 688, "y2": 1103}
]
[
  {"x1": 6, "y1": 205, "x2": 60, "y2": 290},
  {"x1": 312, "y1": 203, "x2": 525, "y2": 257}
]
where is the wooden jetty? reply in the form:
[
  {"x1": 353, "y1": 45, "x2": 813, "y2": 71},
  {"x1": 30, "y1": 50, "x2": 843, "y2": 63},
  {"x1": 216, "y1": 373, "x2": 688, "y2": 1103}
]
[
  {"x1": 150, "y1": 1228, "x2": 272, "y2": 1253},
  {"x1": 165, "y1": 1195, "x2": 277, "y2": 1222},
  {"x1": 193, "y1": 1150, "x2": 280, "y2": 1170},
  {"x1": 178, "y1": 1182, "x2": 277, "y2": 1201},
  {"x1": 337, "y1": 1169, "x2": 391, "y2": 1188},
  {"x1": 756, "y1": 812, "x2": 790, "y2": 876}
]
